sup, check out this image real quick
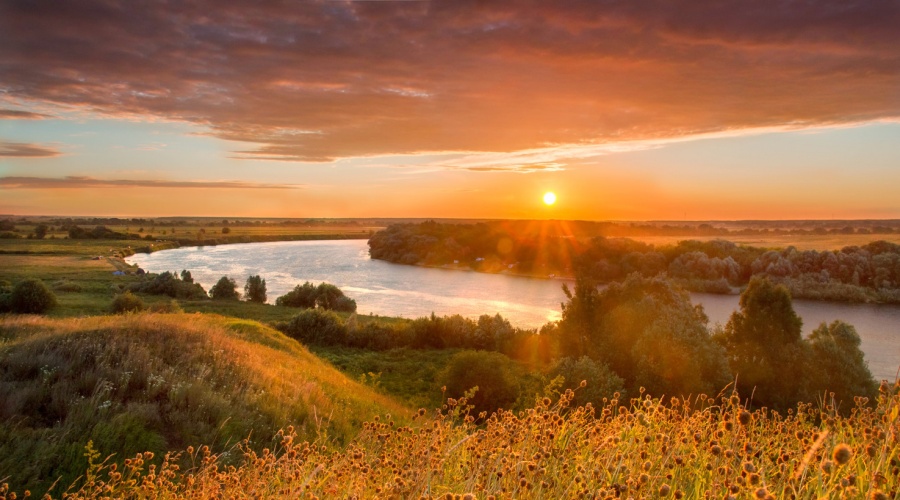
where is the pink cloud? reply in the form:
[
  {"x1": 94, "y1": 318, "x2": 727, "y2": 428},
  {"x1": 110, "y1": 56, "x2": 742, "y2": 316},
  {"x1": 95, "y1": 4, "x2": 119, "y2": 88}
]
[{"x1": 0, "y1": 1, "x2": 897, "y2": 163}]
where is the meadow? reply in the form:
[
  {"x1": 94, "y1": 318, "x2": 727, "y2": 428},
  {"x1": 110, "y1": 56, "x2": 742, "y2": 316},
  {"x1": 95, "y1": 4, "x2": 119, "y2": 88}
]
[
  {"x1": 1, "y1": 220, "x2": 898, "y2": 498},
  {"x1": 16, "y1": 380, "x2": 900, "y2": 499}
]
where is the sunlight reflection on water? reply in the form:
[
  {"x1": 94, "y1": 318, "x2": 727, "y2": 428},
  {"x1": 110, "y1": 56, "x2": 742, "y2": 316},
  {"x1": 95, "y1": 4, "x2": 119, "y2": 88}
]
[{"x1": 127, "y1": 239, "x2": 898, "y2": 381}]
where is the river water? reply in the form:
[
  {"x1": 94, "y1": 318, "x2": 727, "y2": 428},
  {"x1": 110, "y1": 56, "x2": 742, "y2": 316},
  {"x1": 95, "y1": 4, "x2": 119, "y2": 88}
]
[{"x1": 127, "y1": 239, "x2": 900, "y2": 381}]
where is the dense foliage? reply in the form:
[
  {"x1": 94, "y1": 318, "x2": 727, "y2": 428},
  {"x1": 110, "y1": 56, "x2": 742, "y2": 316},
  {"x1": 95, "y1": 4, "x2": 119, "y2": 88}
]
[
  {"x1": 275, "y1": 281, "x2": 357, "y2": 312},
  {"x1": 244, "y1": 275, "x2": 267, "y2": 303},
  {"x1": 6, "y1": 278, "x2": 57, "y2": 314},
  {"x1": 209, "y1": 276, "x2": 240, "y2": 300},
  {"x1": 127, "y1": 271, "x2": 208, "y2": 299},
  {"x1": 368, "y1": 221, "x2": 900, "y2": 302}
]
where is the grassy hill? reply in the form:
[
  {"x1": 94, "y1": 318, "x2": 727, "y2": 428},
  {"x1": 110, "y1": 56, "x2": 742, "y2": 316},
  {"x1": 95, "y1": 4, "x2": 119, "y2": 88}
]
[{"x1": 0, "y1": 313, "x2": 408, "y2": 495}]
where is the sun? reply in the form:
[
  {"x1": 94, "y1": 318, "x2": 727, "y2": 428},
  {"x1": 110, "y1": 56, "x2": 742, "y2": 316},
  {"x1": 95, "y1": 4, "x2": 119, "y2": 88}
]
[{"x1": 543, "y1": 192, "x2": 557, "y2": 205}]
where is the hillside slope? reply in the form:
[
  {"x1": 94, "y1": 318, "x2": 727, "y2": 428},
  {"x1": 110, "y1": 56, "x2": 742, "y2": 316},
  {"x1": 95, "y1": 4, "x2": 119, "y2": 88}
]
[{"x1": 0, "y1": 313, "x2": 407, "y2": 494}]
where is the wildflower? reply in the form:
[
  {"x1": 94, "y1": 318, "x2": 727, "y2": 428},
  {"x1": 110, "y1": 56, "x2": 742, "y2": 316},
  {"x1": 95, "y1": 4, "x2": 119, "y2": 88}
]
[{"x1": 833, "y1": 444, "x2": 852, "y2": 465}]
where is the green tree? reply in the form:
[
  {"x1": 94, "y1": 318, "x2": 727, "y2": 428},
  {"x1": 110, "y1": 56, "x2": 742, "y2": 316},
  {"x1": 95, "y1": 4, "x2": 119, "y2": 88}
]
[
  {"x1": 719, "y1": 276, "x2": 806, "y2": 408},
  {"x1": 244, "y1": 275, "x2": 267, "y2": 304},
  {"x1": 557, "y1": 274, "x2": 729, "y2": 397},
  {"x1": 806, "y1": 321, "x2": 878, "y2": 409},
  {"x1": 33, "y1": 224, "x2": 49, "y2": 239},
  {"x1": 9, "y1": 278, "x2": 57, "y2": 314},
  {"x1": 438, "y1": 350, "x2": 521, "y2": 417},
  {"x1": 315, "y1": 283, "x2": 344, "y2": 310},
  {"x1": 276, "y1": 282, "x2": 318, "y2": 308},
  {"x1": 209, "y1": 276, "x2": 239, "y2": 300}
]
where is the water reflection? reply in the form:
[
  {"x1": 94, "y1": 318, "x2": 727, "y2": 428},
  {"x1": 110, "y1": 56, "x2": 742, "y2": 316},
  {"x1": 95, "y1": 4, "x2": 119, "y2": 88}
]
[{"x1": 127, "y1": 239, "x2": 899, "y2": 381}]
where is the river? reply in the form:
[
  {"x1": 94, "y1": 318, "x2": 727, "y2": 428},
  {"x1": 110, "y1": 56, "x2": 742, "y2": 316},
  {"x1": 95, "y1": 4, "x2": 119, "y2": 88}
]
[{"x1": 126, "y1": 239, "x2": 900, "y2": 381}]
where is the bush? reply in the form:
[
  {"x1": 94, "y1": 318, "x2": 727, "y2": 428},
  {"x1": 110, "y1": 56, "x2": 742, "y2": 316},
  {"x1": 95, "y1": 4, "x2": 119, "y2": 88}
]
[
  {"x1": 276, "y1": 282, "x2": 318, "y2": 308},
  {"x1": 332, "y1": 295, "x2": 357, "y2": 313},
  {"x1": 549, "y1": 356, "x2": 625, "y2": 408},
  {"x1": 9, "y1": 278, "x2": 57, "y2": 314},
  {"x1": 149, "y1": 299, "x2": 183, "y2": 314},
  {"x1": 276, "y1": 282, "x2": 357, "y2": 312},
  {"x1": 438, "y1": 350, "x2": 521, "y2": 417},
  {"x1": 209, "y1": 276, "x2": 240, "y2": 300},
  {"x1": 128, "y1": 271, "x2": 207, "y2": 299},
  {"x1": 244, "y1": 275, "x2": 267, "y2": 303},
  {"x1": 282, "y1": 309, "x2": 346, "y2": 345},
  {"x1": 110, "y1": 291, "x2": 146, "y2": 314}
]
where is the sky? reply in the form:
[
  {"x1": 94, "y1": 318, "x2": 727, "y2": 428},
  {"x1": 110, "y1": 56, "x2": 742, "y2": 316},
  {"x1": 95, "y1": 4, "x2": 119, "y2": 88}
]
[{"x1": 1, "y1": 1, "x2": 899, "y2": 220}]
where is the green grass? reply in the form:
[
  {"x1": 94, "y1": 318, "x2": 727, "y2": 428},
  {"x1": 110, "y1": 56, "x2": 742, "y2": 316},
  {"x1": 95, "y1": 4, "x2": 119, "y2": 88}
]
[
  {"x1": 310, "y1": 346, "x2": 464, "y2": 409},
  {"x1": 0, "y1": 313, "x2": 408, "y2": 495}
]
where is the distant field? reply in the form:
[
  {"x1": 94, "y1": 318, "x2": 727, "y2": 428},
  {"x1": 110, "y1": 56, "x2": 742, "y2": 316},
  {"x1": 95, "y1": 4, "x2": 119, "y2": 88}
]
[
  {"x1": 12, "y1": 223, "x2": 381, "y2": 242},
  {"x1": 626, "y1": 233, "x2": 900, "y2": 250}
]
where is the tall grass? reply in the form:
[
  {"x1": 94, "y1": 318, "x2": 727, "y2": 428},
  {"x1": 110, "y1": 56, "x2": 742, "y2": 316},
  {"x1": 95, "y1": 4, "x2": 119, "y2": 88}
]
[
  {"x1": 12, "y1": 381, "x2": 898, "y2": 499},
  {"x1": 0, "y1": 314, "x2": 406, "y2": 494}
]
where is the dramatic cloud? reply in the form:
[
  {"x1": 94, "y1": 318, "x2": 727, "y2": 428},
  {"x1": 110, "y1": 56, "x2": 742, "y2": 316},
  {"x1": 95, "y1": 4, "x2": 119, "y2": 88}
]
[
  {"x1": 1, "y1": 1, "x2": 898, "y2": 163},
  {"x1": 0, "y1": 176, "x2": 300, "y2": 189},
  {"x1": 0, "y1": 141, "x2": 61, "y2": 157}
]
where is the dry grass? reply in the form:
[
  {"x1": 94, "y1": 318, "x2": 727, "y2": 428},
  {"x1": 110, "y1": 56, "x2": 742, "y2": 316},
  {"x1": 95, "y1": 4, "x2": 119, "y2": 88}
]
[{"x1": 14, "y1": 382, "x2": 897, "y2": 499}]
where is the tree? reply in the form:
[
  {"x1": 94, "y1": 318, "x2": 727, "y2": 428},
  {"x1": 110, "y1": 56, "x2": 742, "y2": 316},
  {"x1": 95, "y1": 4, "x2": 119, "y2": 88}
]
[
  {"x1": 806, "y1": 321, "x2": 878, "y2": 409},
  {"x1": 719, "y1": 276, "x2": 806, "y2": 408},
  {"x1": 276, "y1": 282, "x2": 318, "y2": 308},
  {"x1": 438, "y1": 350, "x2": 521, "y2": 417},
  {"x1": 556, "y1": 274, "x2": 729, "y2": 397},
  {"x1": 315, "y1": 283, "x2": 344, "y2": 310},
  {"x1": 209, "y1": 276, "x2": 239, "y2": 300},
  {"x1": 9, "y1": 278, "x2": 57, "y2": 314},
  {"x1": 221, "y1": 227, "x2": 231, "y2": 234},
  {"x1": 34, "y1": 224, "x2": 49, "y2": 239},
  {"x1": 244, "y1": 275, "x2": 267, "y2": 303},
  {"x1": 180, "y1": 270, "x2": 193, "y2": 283}
]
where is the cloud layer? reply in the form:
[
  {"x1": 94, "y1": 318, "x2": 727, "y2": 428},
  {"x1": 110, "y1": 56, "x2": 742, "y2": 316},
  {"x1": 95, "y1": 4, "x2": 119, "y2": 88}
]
[
  {"x1": 1, "y1": 1, "x2": 898, "y2": 165},
  {"x1": 0, "y1": 141, "x2": 61, "y2": 157},
  {"x1": 0, "y1": 176, "x2": 299, "y2": 189}
]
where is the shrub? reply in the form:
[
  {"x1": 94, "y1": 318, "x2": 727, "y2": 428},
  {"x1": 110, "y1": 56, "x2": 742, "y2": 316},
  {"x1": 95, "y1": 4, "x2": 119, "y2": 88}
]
[
  {"x1": 244, "y1": 275, "x2": 267, "y2": 303},
  {"x1": 549, "y1": 356, "x2": 625, "y2": 407},
  {"x1": 9, "y1": 278, "x2": 57, "y2": 314},
  {"x1": 276, "y1": 282, "x2": 318, "y2": 308},
  {"x1": 128, "y1": 271, "x2": 207, "y2": 299},
  {"x1": 209, "y1": 276, "x2": 240, "y2": 300},
  {"x1": 332, "y1": 295, "x2": 357, "y2": 312},
  {"x1": 149, "y1": 299, "x2": 183, "y2": 314},
  {"x1": 438, "y1": 350, "x2": 521, "y2": 417},
  {"x1": 282, "y1": 309, "x2": 346, "y2": 345},
  {"x1": 110, "y1": 291, "x2": 146, "y2": 314}
]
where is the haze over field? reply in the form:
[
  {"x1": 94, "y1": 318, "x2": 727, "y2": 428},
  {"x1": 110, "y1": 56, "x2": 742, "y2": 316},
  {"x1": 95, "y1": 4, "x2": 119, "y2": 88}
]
[{"x1": 1, "y1": 1, "x2": 900, "y2": 218}]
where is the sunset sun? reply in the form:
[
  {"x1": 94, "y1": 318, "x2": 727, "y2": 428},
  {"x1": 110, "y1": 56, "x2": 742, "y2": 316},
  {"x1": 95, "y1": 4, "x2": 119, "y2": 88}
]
[{"x1": 543, "y1": 192, "x2": 557, "y2": 206}]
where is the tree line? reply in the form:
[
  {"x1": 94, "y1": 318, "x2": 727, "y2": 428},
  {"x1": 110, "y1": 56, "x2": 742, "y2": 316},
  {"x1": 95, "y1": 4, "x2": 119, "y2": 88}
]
[{"x1": 368, "y1": 221, "x2": 900, "y2": 303}]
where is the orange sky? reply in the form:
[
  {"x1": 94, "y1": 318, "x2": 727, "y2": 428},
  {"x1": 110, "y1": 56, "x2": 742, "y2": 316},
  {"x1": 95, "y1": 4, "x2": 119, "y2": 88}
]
[{"x1": 1, "y1": 1, "x2": 899, "y2": 219}]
